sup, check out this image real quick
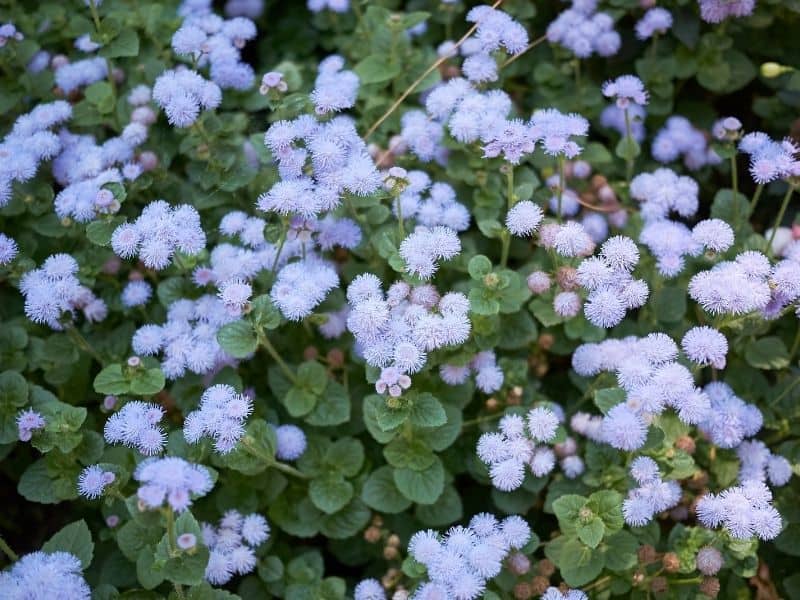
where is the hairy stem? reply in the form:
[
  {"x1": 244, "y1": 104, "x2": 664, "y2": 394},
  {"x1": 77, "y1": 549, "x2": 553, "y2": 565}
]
[
  {"x1": 557, "y1": 156, "x2": 565, "y2": 223},
  {"x1": 500, "y1": 34, "x2": 547, "y2": 69},
  {"x1": 364, "y1": 0, "x2": 504, "y2": 138},
  {"x1": 64, "y1": 322, "x2": 104, "y2": 364},
  {"x1": 241, "y1": 437, "x2": 310, "y2": 479},
  {"x1": 257, "y1": 332, "x2": 298, "y2": 385},
  {"x1": 748, "y1": 183, "x2": 764, "y2": 217},
  {"x1": 0, "y1": 536, "x2": 18, "y2": 562},
  {"x1": 765, "y1": 184, "x2": 795, "y2": 258}
]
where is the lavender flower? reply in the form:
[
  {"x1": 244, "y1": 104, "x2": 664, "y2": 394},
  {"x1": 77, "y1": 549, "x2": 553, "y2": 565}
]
[
  {"x1": 17, "y1": 408, "x2": 45, "y2": 442},
  {"x1": 399, "y1": 226, "x2": 462, "y2": 279},
  {"x1": 0, "y1": 552, "x2": 90, "y2": 599},
  {"x1": 183, "y1": 385, "x2": 252, "y2": 453},
  {"x1": 602, "y1": 75, "x2": 648, "y2": 108},
  {"x1": 408, "y1": 515, "x2": 531, "y2": 597},
  {"x1": 77, "y1": 465, "x2": 115, "y2": 499},
  {"x1": 134, "y1": 457, "x2": 213, "y2": 512},
  {"x1": 112, "y1": 201, "x2": 206, "y2": 269},
  {"x1": 104, "y1": 401, "x2": 166, "y2": 455},
  {"x1": 274, "y1": 423, "x2": 307, "y2": 460},
  {"x1": 202, "y1": 511, "x2": 270, "y2": 584}
]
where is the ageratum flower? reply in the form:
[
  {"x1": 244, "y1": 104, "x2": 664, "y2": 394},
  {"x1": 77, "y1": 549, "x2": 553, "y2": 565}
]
[{"x1": 0, "y1": 552, "x2": 90, "y2": 599}]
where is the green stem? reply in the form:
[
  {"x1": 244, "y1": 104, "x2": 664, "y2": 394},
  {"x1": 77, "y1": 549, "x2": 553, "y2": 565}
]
[
  {"x1": 500, "y1": 164, "x2": 515, "y2": 268},
  {"x1": 557, "y1": 156, "x2": 565, "y2": 223},
  {"x1": 64, "y1": 322, "x2": 103, "y2": 364},
  {"x1": 241, "y1": 438, "x2": 310, "y2": 479},
  {"x1": 788, "y1": 327, "x2": 800, "y2": 364},
  {"x1": 623, "y1": 107, "x2": 634, "y2": 192},
  {"x1": 766, "y1": 184, "x2": 795, "y2": 258},
  {"x1": 257, "y1": 332, "x2": 298, "y2": 385},
  {"x1": 0, "y1": 536, "x2": 18, "y2": 562},
  {"x1": 748, "y1": 183, "x2": 764, "y2": 217},
  {"x1": 173, "y1": 584, "x2": 186, "y2": 600},
  {"x1": 164, "y1": 506, "x2": 177, "y2": 554},
  {"x1": 269, "y1": 220, "x2": 289, "y2": 276},
  {"x1": 583, "y1": 575, "x2": 612, "y2": 592},
  {"x1": 731, "y1": 152, "x2": 740, "y2": 230},
  {"x1": 506, "y1": 164, "x2": 515, "y2": 210},
  {"x1": 461, "y1": 413, "x2": 504, "y2": 429},
  {"x1": 396, "y1": 195, "x2": 405, "y2": 238},
  {"x1": 770, "y1": 373, "x2": 800, "y2": 407},
  {"x1": 88, "y1": 0, "x2": 102, "y2": 32},
  {"x1": 671, "y1": 577, "x2": 703, "y2": 585}
]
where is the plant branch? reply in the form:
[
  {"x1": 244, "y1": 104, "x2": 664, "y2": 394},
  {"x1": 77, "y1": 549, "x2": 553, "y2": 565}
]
[{"x1": 364, "y1": 0, "x2": 504, "y2": 139}]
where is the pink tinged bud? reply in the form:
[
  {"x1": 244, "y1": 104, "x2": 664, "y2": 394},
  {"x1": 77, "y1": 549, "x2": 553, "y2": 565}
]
[
  {"x1": 102, "y1": 471, "x2": 116, "y2": 485},
  {"x1": 177, "y1": 533, "x2": 197, "y2": 550},
  {"x1": 103, "y1": 395, "x2": 117, "y2": 410},
  {"x1": 138, "y1": 151, "x2": 158, "y2": 171},
  {"x1": 127, "y1": 356, "x2": 141, "y2": 367},
  {"x1": 106, "y1": 515, "x2": 120, "y2": 528}
]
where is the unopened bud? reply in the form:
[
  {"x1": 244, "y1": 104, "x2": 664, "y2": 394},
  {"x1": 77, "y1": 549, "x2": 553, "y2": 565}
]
[
  {"x1": 536, "y1": 559, "x2": 555, "y2": 577},
  {"x1": 364, "y1": 526, "x2": 381, "y2": 543},
  {"x1": 761, "y1": 62, "x2": 793, "y2": 78},
  {"x1": 638, "y1": 544, "x2": 657, "y2": 564},
  {"x1": 530, "y1": 576, "x2": 550, "y2": 595},
  {"x1": 662, "y1": 552, "x2": 680, "y2": 572},
  {"x1": 699, "y1": 577, "x2": 720, "y2": 598},
  {"x1": 512, "y1": 582, "x2": 533, "y2": 600},
  {"x1": 303, "y1": 346, "x2": 319, "y2": 361},
  {"x1": 675, "y1": 435, "x2": 696, "y2": 454},
  {"x1": 650, "y1": 576, "x2": 668, "y2": 594},
  {"x1": 507, "y1": 552, "x2": 531, "y2": 575}
]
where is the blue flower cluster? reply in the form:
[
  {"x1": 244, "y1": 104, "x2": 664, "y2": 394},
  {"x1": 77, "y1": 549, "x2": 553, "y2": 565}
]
[{"x1": 407, "y1": 514, "x2": 532, "y2": 600}]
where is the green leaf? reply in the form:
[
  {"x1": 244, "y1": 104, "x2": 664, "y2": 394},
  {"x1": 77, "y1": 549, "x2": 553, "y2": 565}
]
[
  {"x1": 552, "y1": 494, "x2": 587, "y2": 535},
  {"x1": 374, "y1": 401, "x2": 409, "y2": 432},
  {"x1": 129, "y1": 367, "x2": 165, "y2": 396},
  {"x1": 155, "y1": 511, "x2": 209, "y2": 585},
  {"x1": 383, "y1": 437, "x2": 436, "y2": 470},
  {"x1": 593, "y1": 387, "x2": 625, "y2": 415},
  {"x1": 745, "y1": 337, "x2": 790, "y2": 370},
  {"x1": 318, "y1": 498, "x2": 371, "y2": 540},
  {"x1": 258, "y1": 556, "x2": 285, "y2": 583},
  {"x1": 361, "y1": 466, "x2": 412, "y2": 514},
  {"x1": 588, "y1": 490, "x2": 624, "y2": 533},
  {"x1": 309, "y1": 473, "x2": 353, "y2": 514},
  {"x1": 250, "y1": 295, "x2": 282, "y2": 330},
  {"x1": 297, "y1": 361, "x2": 328, "y2": 395},
  {"x1": 603, "y1": 530, "x2": 640, "y2": 572},
  {"x1": 415, "y1": 484, "x2": 463, "y2": 527},
  {"x1": 43, "y1": 520, "x2": 94, "y2": 569},
  {"x1": 354, "y1": 55, "x2": 402, "y2": 85},
  {"x1": 0, "y1": 370, "x2": 28, "y2": 407},
  {"x1": 326, "y1": 437, "x2": 364, "y2": 477},
  {"x1": 93, "y1": 364, "x2": 130, "y2": 395},
  {"x1": 576, "y1": 517, "x2": 605, "y2": 549},
  {"x1": 408, "y1": 393, "x2": 447, "y2": 428},
  {"x1": 86, "y1": 218, "x2": 123, "y2": 247},
  {"x1": 100, "y1": 29, "x2": 140, "y2": 58},
  {"x1": 305, "y1": 381, "x2": 350, "y2": 426},
  {"x1": 84, "y1": 81, "x2": 115, "y2": 113},
  {"x1": 468, "y1": 255, "x2": 492, "y2": 279},
  {"x1": 651, "y1": 286, "x2": 686, "y2": 323},
  {"x1": 468, "y1": 288, "x2": 500, "y2": 316},
  {"x1": 117, "y1": 521, "x2": 160, "y2": 562},
  {"x1": 552, "y1": 536, "x2": 605, "y2": 587},
  {"x1": 284, "y1": 387, "x2": 318, "y2": 418},
  {"x1": 393, "y1": 458, "x2": 445, "y2": 505},
  {"x1": 615, "y1": 135, "x2": 641, "y2": 161},
  {"x1": 529, "y1": 297, "x2": 564, "y2": 327},
  {"x1": 216, "y1": 320, "x2": 258, "y2": 359}
]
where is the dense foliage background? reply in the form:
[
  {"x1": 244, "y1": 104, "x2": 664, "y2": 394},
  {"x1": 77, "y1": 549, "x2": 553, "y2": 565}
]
[{"x1": 1, "y1": 0, "x2": 799, "y2": 598}]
